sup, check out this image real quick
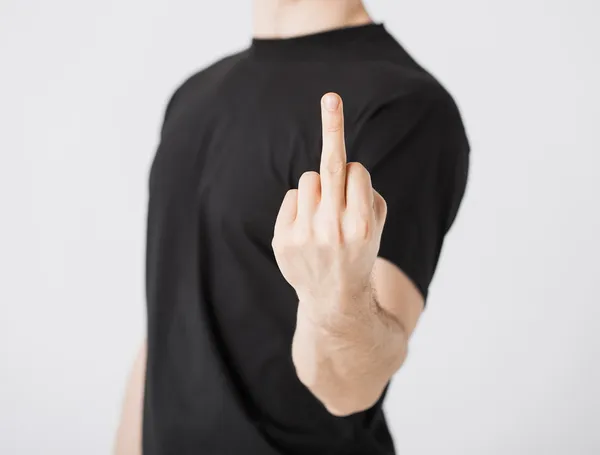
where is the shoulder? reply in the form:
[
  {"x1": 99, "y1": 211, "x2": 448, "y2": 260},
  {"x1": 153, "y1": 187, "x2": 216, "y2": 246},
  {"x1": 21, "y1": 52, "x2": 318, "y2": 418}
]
[
  {"x1": 350, "y1": 64, "x2": 468, "y2": 158},
  {"x1": 174, "y1": 50, "x2": 247, "y2": 98},
  {"x1": 341, "y1": 35, "x2": 466, "y2": 138},
  {"x1": 376, "y1": 64, "x2": 464, "y2": 133},
  {"x1": 362, "y1": 30, "x2": 463, "y2": 118},
  {"x1": 160, "y1": 50, "x2": 248, "y2": 128}
]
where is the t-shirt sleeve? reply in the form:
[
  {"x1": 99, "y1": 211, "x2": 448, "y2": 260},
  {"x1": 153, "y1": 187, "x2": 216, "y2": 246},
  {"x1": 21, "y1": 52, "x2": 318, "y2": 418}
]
[{"x1": 349, "y1": 87, "x2": 470, "y2": 301}]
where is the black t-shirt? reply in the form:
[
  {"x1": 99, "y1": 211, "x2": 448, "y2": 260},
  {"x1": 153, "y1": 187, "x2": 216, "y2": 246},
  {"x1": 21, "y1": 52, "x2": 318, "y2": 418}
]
[{"x1": 143, "y1": 23, "x2": 469, "y2": 455}]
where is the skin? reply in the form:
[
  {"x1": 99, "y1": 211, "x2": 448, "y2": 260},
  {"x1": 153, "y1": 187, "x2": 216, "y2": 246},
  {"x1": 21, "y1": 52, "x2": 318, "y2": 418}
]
[
  {"x1": 252, "y1": 0, "x2": 372, "y2": 39},
  {"x1": 114, "y1": 342, "x2": 146, "y2": 455},
  {"x1": 114, "y1": 1, "x2": 424, "y2": 453},
  {"x1": 274, "y1": 93, "x2": 423, "y2": 416}
]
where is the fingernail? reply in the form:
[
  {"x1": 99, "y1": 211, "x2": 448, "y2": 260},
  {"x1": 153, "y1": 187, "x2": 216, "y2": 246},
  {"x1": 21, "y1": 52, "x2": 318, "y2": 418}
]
[{"x1": 323, "y1": 93, "x2": 339, "y2": 112}]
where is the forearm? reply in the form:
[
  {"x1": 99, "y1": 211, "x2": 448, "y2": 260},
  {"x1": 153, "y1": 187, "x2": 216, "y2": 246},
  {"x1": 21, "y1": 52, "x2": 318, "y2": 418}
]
[
  {"x1": 291, "y1": 284, "x2": 408, "y2": 416},
  {"x1": 114, "y1": 341, "x2": 146, "y2": 455}
]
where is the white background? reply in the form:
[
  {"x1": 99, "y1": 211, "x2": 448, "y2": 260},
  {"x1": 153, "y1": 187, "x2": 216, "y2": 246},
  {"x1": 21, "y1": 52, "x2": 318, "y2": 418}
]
[{"x1": 1, "y1": 1, "x2": 599, "y2": 454}]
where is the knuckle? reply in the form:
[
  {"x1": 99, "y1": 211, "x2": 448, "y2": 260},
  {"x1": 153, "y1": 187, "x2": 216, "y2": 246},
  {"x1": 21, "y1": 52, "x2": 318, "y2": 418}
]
[
  {"x1": 345, "y1": 217, "x2": 369, "y2": 242},
  {"x1": 271, "y1": 236, "x2": 282, "y2": 253},
  {"x1": 325, "y1": 123, "x2": 342, "y2": 133},
  {"x1": 354, "y1": 219, "x2": 370, "y2": 240},
  {"x1": 271, "y1": 232, "x2": 285, "y2": 246},
  {"x1": 324, "y1": 226, "x2": 343, "y2": 246},
  {"x1": 314, "y1": 210, "x2": 343, "y2": 246},
  {"x1": 293, "y1": 227, "x2": 312, "y2": 246},
  {"x1": 298, "y1": 171, "x2": 320, "y2": 186},
  {"x1": 280, "y1": 189, "x2": 298, "y2": 208},
  {"x1": 346, "y1": 161, "x2": 366, "y2": 173},
  {"x1": 272, "y1": 230, "x2": 296, "y2": 251},
  {"x1": 327, "y1": 158, "x2": 345, "y2": 174},
  {"x1": 376, "y1": 191, "x2": 388, "y2": 214},
  {"x1": 347, "y1": 162, "x2": 371, "y2": 181},
  {"x1": 360, "y1": 197, "x2": 375, "y2": 218}
]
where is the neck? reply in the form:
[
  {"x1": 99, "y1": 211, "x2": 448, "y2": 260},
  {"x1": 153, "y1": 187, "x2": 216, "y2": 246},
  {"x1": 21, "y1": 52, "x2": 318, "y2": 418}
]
[{"x1": 253, "y1": 0, "x2": 372, "y2": 39}]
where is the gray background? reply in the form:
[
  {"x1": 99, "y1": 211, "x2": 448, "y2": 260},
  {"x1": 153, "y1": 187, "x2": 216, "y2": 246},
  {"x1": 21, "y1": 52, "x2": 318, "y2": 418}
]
[{"x1": 1, "y1": 0, "x2": 599, "y2": 454}]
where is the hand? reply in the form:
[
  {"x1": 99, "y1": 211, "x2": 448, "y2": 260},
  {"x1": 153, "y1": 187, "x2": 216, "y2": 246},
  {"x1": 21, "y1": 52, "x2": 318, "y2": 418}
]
[{"x1": 271, "y1": 93, "x2": 388, "y2": 319}]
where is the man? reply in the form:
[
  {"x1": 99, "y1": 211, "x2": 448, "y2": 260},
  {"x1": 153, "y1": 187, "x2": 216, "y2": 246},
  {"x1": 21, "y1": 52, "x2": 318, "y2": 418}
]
[{"x1": 115, "y1": 1, "x2": 469, "y2": 454}]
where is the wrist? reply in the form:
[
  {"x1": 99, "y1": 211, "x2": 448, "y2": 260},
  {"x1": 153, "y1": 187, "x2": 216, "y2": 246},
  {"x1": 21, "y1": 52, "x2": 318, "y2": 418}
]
[{"x1": 296, "y1": 283, "x2": 376, "y2": 337}]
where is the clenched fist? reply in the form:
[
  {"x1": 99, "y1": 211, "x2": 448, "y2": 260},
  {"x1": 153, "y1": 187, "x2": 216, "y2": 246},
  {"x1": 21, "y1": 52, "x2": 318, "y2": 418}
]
[{"x1": 271, "y1": 92, "x2": 388, "y2": 317}]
